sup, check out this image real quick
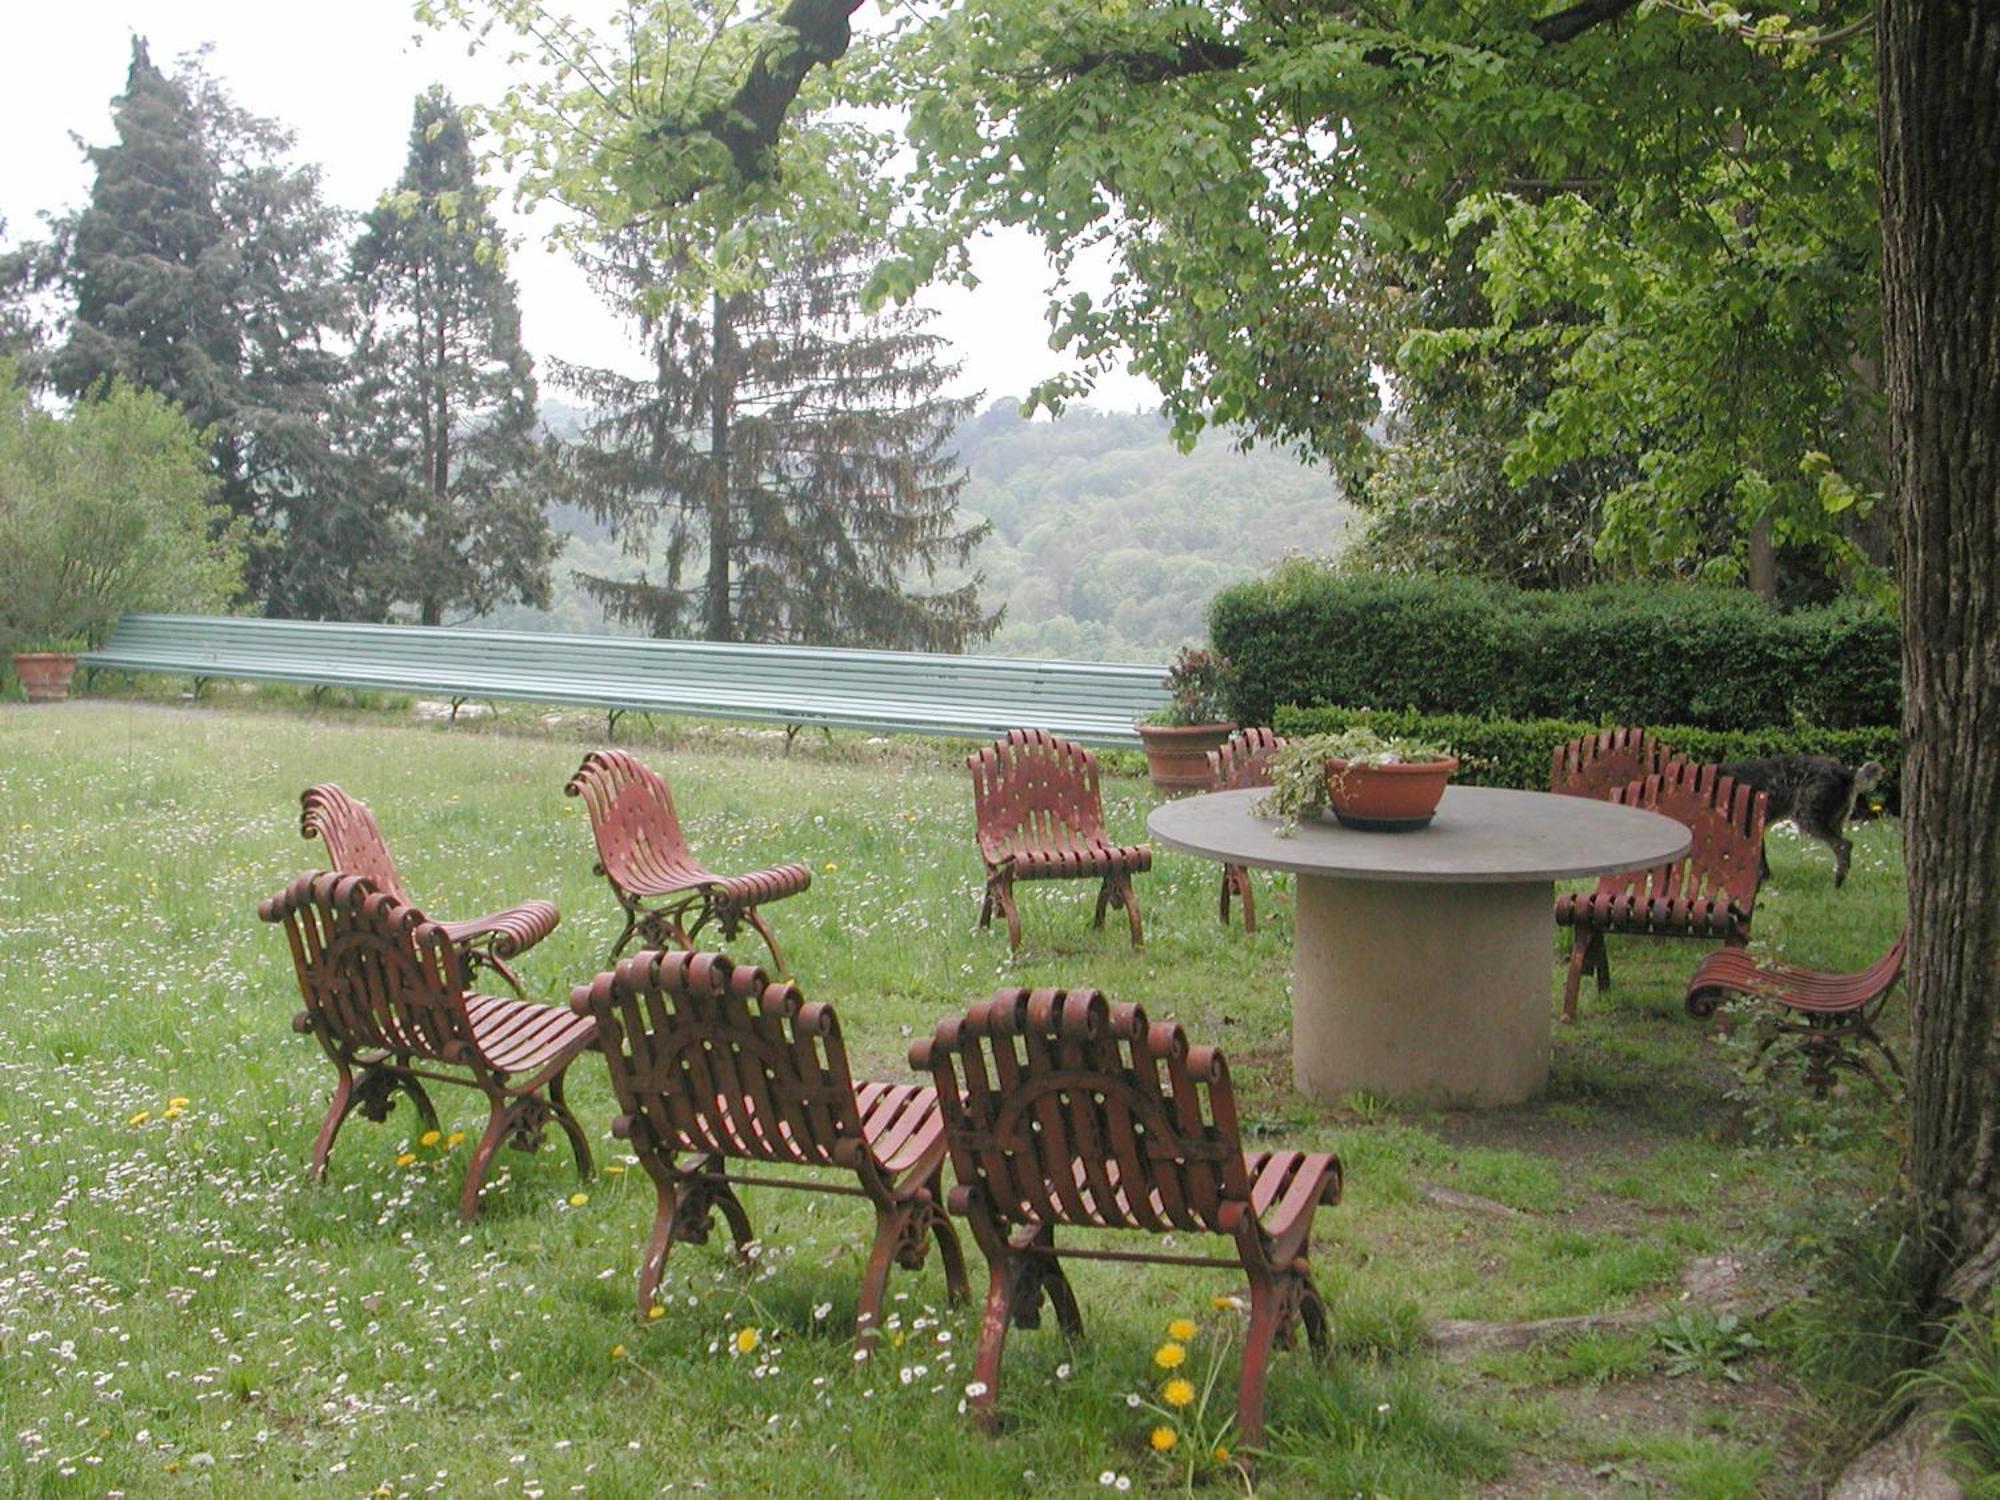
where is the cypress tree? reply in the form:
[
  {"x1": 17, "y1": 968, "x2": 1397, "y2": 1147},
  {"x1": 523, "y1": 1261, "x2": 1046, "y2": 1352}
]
[
  {"x1": 563, "y1": 237, "x2": 996, "y2": 651},
  {"x1": 349, "y1": 88, "x2": 552, "y2": 626}
]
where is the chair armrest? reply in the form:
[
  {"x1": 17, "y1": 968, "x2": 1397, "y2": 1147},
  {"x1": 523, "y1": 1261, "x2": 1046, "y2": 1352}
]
[{"x1": 438, "y1": 901, "x2": 561, "y2": 959}]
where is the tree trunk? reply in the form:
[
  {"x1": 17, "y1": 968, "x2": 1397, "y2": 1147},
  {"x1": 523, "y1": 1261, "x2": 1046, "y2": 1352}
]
[
  {"x1": 1746, "y1": 516, "x2": 1777, "y2": 601},
  {"x1": 704, "y1": 291, "x2": 735, "y2": 643},
  {"x1": 1879, "y1": 0, "x2": 2000, "y2": 1313}
]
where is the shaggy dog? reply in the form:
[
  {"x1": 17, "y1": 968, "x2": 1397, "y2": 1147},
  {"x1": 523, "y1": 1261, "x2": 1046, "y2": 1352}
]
[{"x1": 1717, "y1": 754, "x2": 1886, "y2": 888}]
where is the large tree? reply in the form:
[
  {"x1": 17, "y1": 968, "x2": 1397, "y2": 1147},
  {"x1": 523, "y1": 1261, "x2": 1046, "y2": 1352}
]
[
  {"x1": 45, "y1": 39, "x2": 352, "y2": 612},
  {"x1": 348, "y1": 89, "x2": 553, "y2": 626},
  {"x1": 561, "y1": 234, "x2": 994, "y2": 650}
]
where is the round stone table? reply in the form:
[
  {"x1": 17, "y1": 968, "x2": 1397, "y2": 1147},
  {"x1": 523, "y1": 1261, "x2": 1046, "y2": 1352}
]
[{"x1": 1148, "y1": 785, "x2": 1691, "y2": 1107}]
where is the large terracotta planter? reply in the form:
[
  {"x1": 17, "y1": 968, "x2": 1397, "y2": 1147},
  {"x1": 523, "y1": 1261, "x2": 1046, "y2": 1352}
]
[
  {"x1": 1136, "y1": 721, "x2": 1236, "y2": 794},
  {"x1": 11, "y1": 652, "x2": 78, "y2": 704},
  {"x1": 1323, "y1": 755, "x2": 1460, "y2": 831}
]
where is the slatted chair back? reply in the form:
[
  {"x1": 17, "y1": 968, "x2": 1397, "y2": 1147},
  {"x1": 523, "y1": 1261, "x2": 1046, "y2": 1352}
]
[
  {"x1": 261, "y1": 871, "x2": 483, "y2": 1072},
  {"x1": 586, "y1": 950, "x2": 875, "y2": 1179},
  {"x1": 300, "y1": 785, "x2": 410, "y2": 903},
  {"x1": 915, "y1": 985, "x2": 1253, "y2": 1238},
  {"x1": 1207, "y1": 727, "x2": 1287, "y2": 792},
  {"x1": 969, "y1": 729, "x2": 1108, "y2": 864},
  {"x1": 566, "y1": 748, "x2": 697, "y2": 888},
  {"x1": 1607, "y1": 764, "x2": 1767, "y2": 911},
  {"x1": 1549, "y1": 727, "x2": 1670, "y2": 800}
]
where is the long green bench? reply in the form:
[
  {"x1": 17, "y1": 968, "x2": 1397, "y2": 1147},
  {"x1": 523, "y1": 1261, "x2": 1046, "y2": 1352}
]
[{"x1": 80, "y1": 614, "x2": 1169, "y2": 749}]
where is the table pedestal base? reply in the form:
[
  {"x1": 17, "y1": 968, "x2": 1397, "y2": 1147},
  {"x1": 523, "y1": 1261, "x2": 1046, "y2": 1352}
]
[{"x1": 1293, "y1": 876, "x2": 1552, "y2": 1107}]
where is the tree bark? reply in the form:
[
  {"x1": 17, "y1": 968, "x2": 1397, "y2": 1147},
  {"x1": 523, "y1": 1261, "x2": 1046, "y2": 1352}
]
[{"x1": 1879, "y1": 0, "x2": 2000, "y2": 1313}]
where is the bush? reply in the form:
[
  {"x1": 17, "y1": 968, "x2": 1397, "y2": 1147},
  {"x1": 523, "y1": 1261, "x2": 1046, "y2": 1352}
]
[
  {"x1": 1271, "y1": 704, "x2": 1903, "y2": 809},
  {"x1": 1211, "y1": 561, "x2": 1897, "y2": 731}
]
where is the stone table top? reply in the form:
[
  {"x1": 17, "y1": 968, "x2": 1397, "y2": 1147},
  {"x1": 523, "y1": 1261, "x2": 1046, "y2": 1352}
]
[{"x1": 1147, "y1": 785, "x2": 1692, "y2": 885}]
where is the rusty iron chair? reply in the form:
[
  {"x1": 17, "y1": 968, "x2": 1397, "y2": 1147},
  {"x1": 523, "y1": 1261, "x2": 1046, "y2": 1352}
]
[
  {"x1": 260, "y1": 871, "x2": 596, "y2": 1221},
  {"x1": 1685, "y1": 930, "x2": 1907, "y2": 1097},
  {"x1": 1206, "y1": 728, "x2": 1288, "y2": 932},
  {"x1": 912, "y1": 985, "x2": 1342, "y2": 1449},
  {"x1": 1555, "y1": 763, "x2": 1767, "y2": 1023},
  {"x1": 564, "y1": 749, "x2": 812, "y2": 970},
  {"x1": 300, "y1": 783, "x2": 559, "y2": 1002},
  {"x1": 571, "y1": 949, "x2": 967, "y2": 1344},
  {"x1": 1548, "y1": 727, "x2": 1672, "y2": 800},
  {"x1": 968, "y1": 729, "x2": 1151, "y2": 952}
]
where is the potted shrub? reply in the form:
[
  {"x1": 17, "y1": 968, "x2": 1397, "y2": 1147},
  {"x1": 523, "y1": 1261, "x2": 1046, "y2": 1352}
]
[
  {"x1": 1258, "y1": 728, "x2": 1461, "y2": 832},
  {"x1": 1136, "y1": 647, "x2": 1237, "y2": 793},
  {"x1": 0, "y1": 368, "x2": 242, "y2": 702}
]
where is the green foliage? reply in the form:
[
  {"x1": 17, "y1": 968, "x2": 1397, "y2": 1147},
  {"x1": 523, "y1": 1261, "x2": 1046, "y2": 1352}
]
[
  {"x1": 1215, "y1": 561, "x2": 1898, "y2": 730},
  {"x1": 1150, "y1": 646, "x2": 1232, "y2": 725},
  {"x1": 0, "y1": 366, "x2": 242, "y2": 652},
  {"x1": 1272, "y1": 703, "x2": 1902, "y2": 808},
  {"x1": 1652, "y1": 1311, "x2": 1763, "y2": 1384},
  {"x1": 1904, "y1": 1305, "x2": 2000, "y2": 1496},
  {"x1": 1258, "y1": 729, "x2": 1459, "y2": 828}
]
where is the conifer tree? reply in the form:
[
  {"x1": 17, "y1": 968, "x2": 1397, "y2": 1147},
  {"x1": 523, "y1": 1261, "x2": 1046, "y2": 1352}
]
[
  {"x1": 562, "y1": 237, "x2": 995, "y2": 651},
  {"x1": 349, "y1": 88, "x2": 552, "y2": 626}
]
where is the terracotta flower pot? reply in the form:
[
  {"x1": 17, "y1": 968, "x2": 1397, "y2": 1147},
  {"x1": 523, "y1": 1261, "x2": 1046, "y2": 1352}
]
[
  {"x1": 1323, "y1": 755, "x2": 1460, "y2": 831},
  {"x1": 1136, "y1": 721, "x2": 1237, "y2": 794},
  {"x1": 11, "y1": 652, "x2": 79, "y2": 704}
]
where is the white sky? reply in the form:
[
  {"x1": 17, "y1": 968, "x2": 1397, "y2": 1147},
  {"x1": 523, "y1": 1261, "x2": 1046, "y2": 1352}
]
[{"x1": 0, "y1": 1, "x2": 1160, "y2": 412}]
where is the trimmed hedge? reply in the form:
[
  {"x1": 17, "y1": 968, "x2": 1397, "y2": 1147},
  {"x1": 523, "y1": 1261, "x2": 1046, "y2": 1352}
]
[
  {"x1": 1271, "y1": 705, "x2": 1903, "y2": 810},
  {"x1": 1211, "y1": 566, "x2": 1899, "y2": 732}
]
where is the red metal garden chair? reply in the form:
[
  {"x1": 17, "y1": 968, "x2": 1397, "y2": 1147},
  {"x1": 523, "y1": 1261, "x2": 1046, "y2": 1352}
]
[
  {"x1": 968, "y1": 729, "x2": 1151, "y2": 952},
  {"x1": 260, "y1": 871, "x2": 596, "y2": 1221},
  {"x1": 1548, "y1": 727, "x2": 1671, "y2": 800},
  {"x1": 301, "y1": 783, "x2": 559, "y2": 1001},
  {"x1": 1555, "y1": 763, "x2": 1767, "y2": 1022},
  {"x1": 571, "y1": 949, "x2": 968, "y2": 1344},
  {"x1": 1206, "y1": 727, "x2": 1288, "y2": 932},
  {"x1": 912, "y1": 985, "x2": 1342, "y2": 1450},
  {"x1": 564, "y1": 749, "x2": 812, "y2": 970}
]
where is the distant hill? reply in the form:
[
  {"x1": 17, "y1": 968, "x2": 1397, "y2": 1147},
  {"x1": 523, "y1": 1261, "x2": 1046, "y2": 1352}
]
[{"x1": 480, "y1": 398, "x2": 1352, "y2": 658}]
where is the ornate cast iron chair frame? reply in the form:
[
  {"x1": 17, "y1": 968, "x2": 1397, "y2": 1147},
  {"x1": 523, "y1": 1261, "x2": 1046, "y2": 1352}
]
[
  {"x1": 261, "y1": 872, "x2": 595, "y2": 1221},
  {"x1": 1555, "y1": 764, "x2": 1767, "y2": 1023},
  {"x1": 1206, "y1": 728, "x2": 1287, "y2": 932},
  {"x1": 300, "y1": 783, "x2": 559, "y2": 1002},
  {"x1": 572, "y1": 949, "x2": 967, "y2": 1345},
  {"x1": 967, "y1": 729, "x2": 1152, "y2": 952},
  {"x1": 565, "y1": 749, "x2": 812, "y2": 971},
  {"x1": 1548, "y1": 727, "x2": 1671, "y2": 801},
  {"x1": 1686, "y1": 930, "x2": 1907, "y2": 1097},
  {"x1": 912, "y1": 985, "x2": 1342, "y2": 1451}
]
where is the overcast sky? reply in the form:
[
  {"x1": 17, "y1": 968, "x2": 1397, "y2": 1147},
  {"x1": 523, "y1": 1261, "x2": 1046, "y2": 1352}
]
[{"x1": 0, "y1": 1, "x2": 1160, "y2": 412}]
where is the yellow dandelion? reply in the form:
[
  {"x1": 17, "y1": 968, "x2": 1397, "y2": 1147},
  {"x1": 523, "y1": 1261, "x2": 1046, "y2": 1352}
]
[
  {"x1": 610, "y1": 1344, "x2": 627, "y2": 1360},
  {"x1": 1167, "y1": 1318, "x2": 1197, "y2": 1342},
  {"x1": 568, "y1": 1191, "x2": 590, "y2": 1207},
  {"x1": 822, "y1": 861, "x2": 839, "y2": 872},
  {"x1": 419, "y1": 1129, "x2": 442, "y2": 1147},
  {"x1": 1150, "y1": 1426, "x2": 1178, "y2": 1452},
  {"x1": 446, "y1": 1130, "x2": 465, "y2": 1147},
  {"x1": 127, "y1": 1110, "x2": 150, "y2": 1126},
  {"x1": 168, "y1": 1096, "x2": 190, "y2": 1109},
  {"x1": 734, "y1": 1327, "x2": 759, "y2": 1355},
  {"x1": 1154, "y1": 1341, "x2": 1187, "y2": 1370},
  {"x1": 1162, "y1": 1377, "x2": 1196, "y2": 1408},
  {"x1": 161, "y1": 1105, "x2": 184, "y2": 1120},
  {"x1": 1210, "y1": 1294, "x2": 1244, "y2": 1311},
  {"x1": 394, "y1": 1152, "x2": 417, "y2": 1167},
  {"x1": 646, "y1": 1305, "x2": 666, "y2": 1321},
  {"x1": 604, "y1": 1163, "x2": 626, "y2": 1175},
  {"x1": 1213, "y1": 1445, "x2": 1230, "y2": 1463}
]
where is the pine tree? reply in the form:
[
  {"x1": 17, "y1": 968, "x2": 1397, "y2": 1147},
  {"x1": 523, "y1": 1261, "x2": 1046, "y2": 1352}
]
[
  {"x1": 0, "y1": 221, "x2": 44, "y2": 369},
  {"x1": 562, "y1": 238, "x2": 995, "y2": 651},
  {"x1": 46, "y1": 39, "x2": 354, "y2": 613},
  {"x1": 349, "y1": 89, "x2": 552, "y2": 626}
]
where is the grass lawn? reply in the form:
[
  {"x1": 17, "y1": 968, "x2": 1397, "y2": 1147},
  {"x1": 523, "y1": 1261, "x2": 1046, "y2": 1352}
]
[{"x1": 0, "y1": 696, "x2": 1911, "y2": 1497}]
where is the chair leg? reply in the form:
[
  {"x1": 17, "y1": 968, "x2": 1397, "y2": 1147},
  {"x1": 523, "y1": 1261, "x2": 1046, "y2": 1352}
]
[
  {"x1": 742, "y1": 905, "x2": 786, "y2": 973},
  {"x1": 1219, "y1": 866, "x2": 1234, "y2": 927},
  {"x1": 1237, "y1": 866, "x2": 1257, "y2": 934},
  {"x1": 991, "y1": 873, "x2": 1022, "y2": 952},
  {"x1": 476, "y1": 950, "x2": 533, "y2": 1002},
  {"x1": 978, "y1": 886, "x2": 994, "y2": 930},
  {"x1": 308, "y1": 1069, "x2": 357, "y2": 1180},
  {"x1": 1092, "y1": 875, "x2": 1112, "y2": 931},
  {"x1": 855, "y1": 1205, "x2": 911, "y2": 1353},
  {"x1": 1120, "y1": 874, "x2": 1144, "y2": 948},
  {"x1": 1561, "y1": 929, "x2": 1592, "y2": 1023},
  {"x1": 1236, "y1": 1275, "x2": 1281, "y2": 1455},
  {"x1": 636, "y1": 1182, "x2": 679, "y2": 1318},
  {"x1": 607, "y1": 911, "x2": 641, "y2": 963},
  {"x1": 1591, "y1": 932, "x2": 1611, "y2": 993},
  {"x1": 459, "y1": 1098, "x2": 520, "y2": 1221},
  {"x1": 546, "y1": 1074, "x2": 594, "y2": 1181}
]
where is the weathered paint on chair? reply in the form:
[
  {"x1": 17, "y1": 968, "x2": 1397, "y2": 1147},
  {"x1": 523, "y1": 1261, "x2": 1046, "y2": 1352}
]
[
  {"x1": 911, "y1": 985, "x2": 1341, "y2": 1450},
  {"x1": 260, "y1": 872, "x2": 595, "y2": 1220},
  {"x1": 1206, "y1": 727, "x2": 1287, "y2": 932},
  {"x1": 967, "y1": 729, "x2": 1151, "y2": 952},
  {"x1": 565, "y1": 750, "x2": 811, "y2": 971},
  {"x1": 1554, "y1": 763, "x2": 1767, "y2": 1022},
  {"x1": 1548, "y1": 726, "x2": 1671, "y2": 800},
  {"x1": 300, "y1": 783, "x2": 559, "y2": 1001},
  {"x1": 572, "y1": 949, "x2": 967, "y2": 1344}
]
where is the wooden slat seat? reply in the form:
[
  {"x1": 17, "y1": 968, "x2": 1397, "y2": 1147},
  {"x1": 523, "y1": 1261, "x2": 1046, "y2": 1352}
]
[
  {"x1": 912, "y1": 984, "x2": 1341, "y2": 1450},
  {"x1": 1685, "y1": 931, "x2": 1907, "y2": 1096},
  {"x1": 301, "y1": 783, "x2": 559, "y2": 999},
  {"x1": 565, "y1": 749, "x2": 811, "y2": 970},
  {"x1": 968, "y1": 729, "x2": 1151, "y2": 952},
  {"x1": 81, "y1": 613, "x2": 1170, "y2": 748},
  {"x1": 1206, "y1": 728, "x2": 1287, "y2": 931},
  {"x1": 571, "y1": 950, "x2": 968, "y2": 1343},
  {"x1": 260, "y1": 872, "x2": 595, "y2": 1220},
  {"x1": 1554, "y1": 763, "x2": 1766, "y2": 1022},
  {"x1": 1549, "y1": 726, "x2": 1671, "y2": 800}
]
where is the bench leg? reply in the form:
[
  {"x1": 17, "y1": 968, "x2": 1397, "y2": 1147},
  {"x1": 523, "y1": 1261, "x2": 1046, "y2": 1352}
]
[
  {"x1": 984, "y1": 870, "x2": 1021, "y2": 952},
  {"x1": 1220, "y1": 863, "x2": 1256, "y2": 933},
  {"x1": 965, "y1": 1221, "x2": 1082, "y2": 1435},
  {"x1": 547, "y1": 1074, "x2": 594, "y2": 1181},
  {"x1": 855, "y1": 1197, "x2": 968, "y2": 1354},
  {"x1": 1561, "y1": 928, "x2": 1604, "y2": 1023},
  {"x1": 1119, "y1": 873, "x2": 1143, "y2": 948}
]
